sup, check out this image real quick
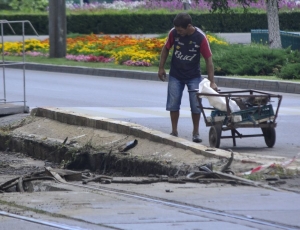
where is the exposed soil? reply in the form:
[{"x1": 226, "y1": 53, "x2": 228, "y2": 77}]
[
  {"x1": 0, "y1": 150, "x2": 45, "y2": 176},
  {"x1": 1, "y1": 149, "x2": 300, "y2": 194}
]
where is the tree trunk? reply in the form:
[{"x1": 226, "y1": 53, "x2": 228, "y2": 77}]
[
  {"x1": 266, "y1": 0, "x2": 282, "y2": 49},
  {"x1": 49, "y1": 0, "x2": 67, "y2": 58}
]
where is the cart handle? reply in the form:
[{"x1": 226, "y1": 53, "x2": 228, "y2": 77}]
[{"x1": 188, "y1": 89, "x2": 221, "y2": 93}]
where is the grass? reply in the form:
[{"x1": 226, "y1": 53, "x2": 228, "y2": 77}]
[
  {"x1": 3, "y1": 55, "x2": 300, "y2": 83},
  {"x1": 243, "y1": 166, "x2": 298, "y2": 181},
  {"x1": 3, "y1": 55, "x2": 161, "y2": 72}
]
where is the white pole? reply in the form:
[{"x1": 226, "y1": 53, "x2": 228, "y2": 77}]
[{"x1": 80, "y1": 0, "x2": 83, "y2": 6}]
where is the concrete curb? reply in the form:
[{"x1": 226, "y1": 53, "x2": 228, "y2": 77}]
[
  {"x1": 31, "y1": 107, "x2": 232, "y2": 159},
  {"x1": 8, "y1": 63, "x2": 300, "y2": 94}
]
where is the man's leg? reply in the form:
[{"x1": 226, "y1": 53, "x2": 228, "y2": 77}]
[
  {"x1": 166, "y1": 75, "x2": 184, "y2": 136},
  {"x1": 191, "y1": 112, "x2": 202, "y2": 142},
  {"x1": 187, "y1": 77, "x2": 202, "y2": 142},
  {"x1": 191, "y1": 112, "x2": 200, "y2": 136},
  {"x1": 170, "y1": 111, "x2": 179, "y2": 136}
]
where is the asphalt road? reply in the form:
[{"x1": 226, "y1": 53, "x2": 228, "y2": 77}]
[{"x1": 2, "y1": 68, "x2": 300, "y2": 158}]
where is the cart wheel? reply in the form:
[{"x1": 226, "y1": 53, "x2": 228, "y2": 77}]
[
  {"x1": 209, "y1": 125, "x2": 222, "y2": 148},
  {"x1": 261, "y1": 127, "x2": 276, "y2": 148}
]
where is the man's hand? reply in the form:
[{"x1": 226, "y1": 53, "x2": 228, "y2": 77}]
[
  {"x1": 158, "y1": 68, "x2": 167, "y2": 81},
  {"x1": 210, "y1": 81, "x2": 218, "y2": 91}
]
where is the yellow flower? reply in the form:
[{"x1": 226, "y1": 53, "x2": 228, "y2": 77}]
[{"x1": 207, "y1": 35, "x2": 228, "y2": 45}]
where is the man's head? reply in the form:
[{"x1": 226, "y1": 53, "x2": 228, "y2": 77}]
[{"x1": 173, "y1": 13, "x2": 193, "y2": 36}]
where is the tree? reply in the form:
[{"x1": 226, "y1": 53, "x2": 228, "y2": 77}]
[
  {"x1": 205, "y1": 0, "x2": 282, "y2": 49},
  {"x1": 266, "y1": 0, "x2": 282, "y2": 48},
  {"x1": 9, "y1": 0, "x2": 48, "y2": 12},
  {"x1": 49, "y1": 0, "x2": 67, "y2": 58}
]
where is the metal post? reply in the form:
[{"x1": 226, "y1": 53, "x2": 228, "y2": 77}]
[
  {"x1": 22, "y1": 21, "x2": 26, "y2": 110},
  {"x1": 1, "y1": 23, "x2": 6, "y2": 103}
]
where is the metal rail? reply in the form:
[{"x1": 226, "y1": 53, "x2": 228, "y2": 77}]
[
  {"x1": 65, "y1": 181, "x2": 298, "y2": 230},
  {"x1": 0, "y1": 177, "x2": 297, "y2": 229},
  {"x1": 0, "y1": 211, "x2": 87, "y2": 230},
  {"x1": 0, "y1": 20, "x2": 39, "y2": 112}
]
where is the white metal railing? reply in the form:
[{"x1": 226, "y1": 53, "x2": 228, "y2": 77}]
[{"x1": 0, "y1": 20, "x2": 39, "y2": 112}]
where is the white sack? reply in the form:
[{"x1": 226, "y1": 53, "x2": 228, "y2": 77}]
[{"x1": 199, "y1": 79, "x2": 240, "y2": 112}]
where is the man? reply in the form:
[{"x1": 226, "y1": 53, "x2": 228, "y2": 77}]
[
  {"x1": 158, "y1": 12, "x2": 217, "y2": 143},
  {"x1": 182, "y1": 0, "x2": 192, "y2": 10}
]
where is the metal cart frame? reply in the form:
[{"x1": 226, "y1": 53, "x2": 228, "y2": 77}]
[{"x1": 196, "y1": 89, "x2": 283, "y2": 148}]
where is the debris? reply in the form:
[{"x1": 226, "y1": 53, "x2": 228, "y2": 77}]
[
  {"x1": 45, "y1": 167, "x2": 66, "y2": 183},
  {"x1": 82, "y1": 175, "x2": 113, "y2": 184},
  {"x1": 0, "y1": 177, "x2": 20, "y2": 190},
  {"x1": 213, "y1": 171, "x2": 281, "y2": 191},
  {"x1": 268, "y1": 180, "x2": 286, "y2": 186},
  {"x1": 101, "y1": 180, "x2": 111, "y2": 184},
  {"x1": 17, "y1": 177, "x2": 25, "y2": 193},
  {"x1": 221, "y1": 150, "x2": 234, "y2": 173},
  {"x1": 199, "y1": 164, "x2": 213, "y2": 173},
  {"x1": 168, "y1": 178, "x2": 186, "y2": 184},
  {"x1": 62, "y1": 137, "x2": 68, "y2": 145},
  {"x1": 160, "y1": 175, "x2": 169, "y2": 181},
  {"x1": 243, "y1": 163, "x2": 276, "y2": 175},
  {"x1": 0, "y1": 174, "x2": 55, "y2": 193},
  {"x1": 197, "y1": 178, "x2": 238, "y2": 185},
  {"x1": 46, "y1": 168, "x2": 82, "y2": 181},
  {"x1": 118, "y1": 139, "x2": 138, "y2": 152},
  {"x1": 265, "y1": 176, "x2": 279, "y2": 181},
  {"x1": 186, "y1": 171, "x2": 217, "y2": 180},
  {"x1": 111, "y1": 178, "x2": 159, "y2": 184},
  {"x1": 243, "y1": 153, "x2": 300, "y2": 175}
]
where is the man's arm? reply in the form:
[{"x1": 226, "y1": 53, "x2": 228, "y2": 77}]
[
  {"x1": 205, "y1": 56, "x2": 218, "y2": 90},
  {"x1": 158, "y1": 45, "x2": 170, "y2": 81}
]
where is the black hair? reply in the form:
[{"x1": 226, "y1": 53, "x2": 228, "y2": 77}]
[{"x1": 173, "y1": 13, "x2": 192, "y2": 29}]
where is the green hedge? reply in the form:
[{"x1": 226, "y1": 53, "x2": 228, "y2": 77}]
[{"x1": 1, "y1": 12, "x2": 300, "y2": 35}]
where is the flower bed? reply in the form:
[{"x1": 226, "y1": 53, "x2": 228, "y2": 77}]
[
  {"x1": 0, "y1": 34, "x2": 227, "y2": 66},
  {"x1": 66, "y1": 0, "x2": 300, "y2": 12}
]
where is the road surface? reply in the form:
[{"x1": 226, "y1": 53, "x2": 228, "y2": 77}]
[{"x1": 2, "y1": 68, "x2": 300, "y2": 158}]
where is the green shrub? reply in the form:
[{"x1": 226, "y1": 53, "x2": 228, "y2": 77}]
[
  {"x1": 279, "y1": 63, "x2": 300, "y2": 80},
  {"x1": 1, "y1": 11, "x2": 300, "y2": 35},
  {"x1": 9, "y1": 0, "x2": 48, "y2": 12},
  {"x1": 197, "y1": 43, "x2": 300, "y2": 78}
]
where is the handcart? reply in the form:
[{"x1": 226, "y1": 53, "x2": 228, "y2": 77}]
[{"x1": 196, "y1": 89, "x2": 283, "y2": 148}]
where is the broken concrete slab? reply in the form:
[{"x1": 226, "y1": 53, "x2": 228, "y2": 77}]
[{"x1": 0, "y1": 103, "x2": 29, "y2": 115}]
